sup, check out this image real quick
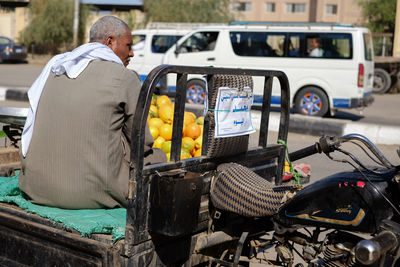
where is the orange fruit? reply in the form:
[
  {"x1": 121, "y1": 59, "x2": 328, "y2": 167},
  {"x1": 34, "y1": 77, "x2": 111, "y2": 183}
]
[
  {"x1": 161, "y1": 141, "x2": 172, "y2": 154},
  {"x1": 153, "y1": 136, "x2": 165, "y2": 149},
  {"x1": 149, "y1": 118, "x2": 164, "y2": 129},
  {"x1": 149, "y1": 126, "x2": 159, "y2": 139},
  {"x1": 156, "y1": 95, "x2": 172, "y2": 108},
  {"x1": 158, "y1": 104, "x2": 174, "y2": 124},
  {"x1": 184, "y1": 122, "x2": 201, "y2": 140},
  {"x1": 149, "y1": 105, "x2": 158, "y2": 118},
  {"x1": 193, "y1": 149, "x2": 202, "y2": 157},
  {"x1": 184, "y1": 111, "x2": 196, "y2": 125},
  {"x1": 182, "y1": 137, "x2": 195, "y2": 151},
  {"x1": 159, "y1": 124, "x2": 173, "y2": 140}
]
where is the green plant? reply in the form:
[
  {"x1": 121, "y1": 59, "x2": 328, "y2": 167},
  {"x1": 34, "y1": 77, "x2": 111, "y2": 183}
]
[
  {"x1": 19, "y1": 0, "x2": 91, "y2": 54},
  {"x1": 143, "y1": 0, "x2": 232, "y2": 23}
]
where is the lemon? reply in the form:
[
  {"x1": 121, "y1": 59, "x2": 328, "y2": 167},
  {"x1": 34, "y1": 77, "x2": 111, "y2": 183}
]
[
  {"x1": 149, "y1": 117, "x2": 164, "y2": 129},
  {"x1": 182, "y1": 137, "x2": 195, "y2": 151},
  {"x1": 156, "y1": 95, "x2": 172, "y2": 108},
  {"x1": 149, "y1": 126, "x2": 159, "y2": 139},
  {"x1": 149, "y1": 105, "x2": 158, "y2": 118},
  {"x1": 153, "y1": 136, "x2": 165, "y2": 149},
  {"x1": 159, "y1": 123, "x2": 173, "y2": 140},
  {"x1": 195, "y1": 116, "x2": 204, "y2": 125},
  {"x1": 161, "y1": 141, "x2": 172, "y2": 154},
  {"x1": 181, "y1": 149, "x2": 192, "y2": 159},
  {"x1": 158, "y1": 105, "x2": 174, "y2": 124},
  {"x1": 194, "y1": 135, "x2": 202, "y2": 150},
  {"x1": 183, "y1": 111, "x2": 196, "y2": 125},
  {"x1": 151, "y1": 94, "x2": 158, "y2": 105}
]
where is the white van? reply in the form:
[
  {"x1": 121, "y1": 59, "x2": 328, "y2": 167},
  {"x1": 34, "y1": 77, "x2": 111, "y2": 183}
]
[
  {"x1": 127, "y1": 28, "x2": 190, "y2": 81},
  {"x1": 163, "y1": 23, "x2": 374, "y2": 116}
]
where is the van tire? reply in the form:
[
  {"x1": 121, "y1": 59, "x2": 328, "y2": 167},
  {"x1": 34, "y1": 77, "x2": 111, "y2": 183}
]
[
  {"x1": 295, "y1": 87, "x2": 329, "y2": 117},
  {"x1": 186, "y1": 80, "x2": 206, "y2": 104},
  {"x1": 373, "y1": 68, "x2": 391, "y2": 94}
]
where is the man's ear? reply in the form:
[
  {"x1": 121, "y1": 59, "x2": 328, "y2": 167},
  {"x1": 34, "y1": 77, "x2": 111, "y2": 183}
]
[{"x1": 104, "y1": 36, "x2": 114, "y2": 48}]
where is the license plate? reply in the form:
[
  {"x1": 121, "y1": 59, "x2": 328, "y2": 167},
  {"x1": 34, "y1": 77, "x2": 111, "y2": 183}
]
[{"x1": 15, "y1": 48, "x2": 22, "y2": 53}]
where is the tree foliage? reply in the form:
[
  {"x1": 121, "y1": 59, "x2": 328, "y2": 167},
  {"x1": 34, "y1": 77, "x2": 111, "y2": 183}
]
[
  {"x1": 143, "y1": 0, "x2": 233, "y2": 23},
  {"x1": 20, "y1": 0, "x2": 91, "y2": 54},
  {"x1": 359, "y1": 0, "x2": 397, "y2": 33}
]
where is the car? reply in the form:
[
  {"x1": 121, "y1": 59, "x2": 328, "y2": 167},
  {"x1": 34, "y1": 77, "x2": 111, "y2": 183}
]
[{"x1": 0, "y1": 36, "x2": 27, "y2": 63}]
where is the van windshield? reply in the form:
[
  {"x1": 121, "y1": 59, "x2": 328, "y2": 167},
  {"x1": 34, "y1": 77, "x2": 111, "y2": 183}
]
[
  {"x1": 363, "y1": 33, "x2": 373, "y2": 61},
  {"x1": 152, "y1": 35, "x2": 184, "y2": 53},
  {"x1": 178, "y1": 32, "x2": 219, "y2": 53}
]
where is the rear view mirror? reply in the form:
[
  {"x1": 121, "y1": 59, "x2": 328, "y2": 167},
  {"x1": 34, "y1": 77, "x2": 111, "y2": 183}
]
[{"x1": 174, "y1": 45, "x2": 180, "y2": 55}]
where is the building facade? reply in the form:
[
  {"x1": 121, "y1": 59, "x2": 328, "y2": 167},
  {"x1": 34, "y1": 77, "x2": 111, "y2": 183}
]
[
  {"x1": 1, "y1": 0, "x2": 368, "y2": 43},
  {"x1": 230, "y1": 0, "x2": 366, "y2": 26}
]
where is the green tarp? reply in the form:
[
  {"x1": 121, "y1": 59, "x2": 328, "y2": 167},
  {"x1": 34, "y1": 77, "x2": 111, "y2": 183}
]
[{"x1": 0, "y1": 172, "x2": 126, "y2": 240}]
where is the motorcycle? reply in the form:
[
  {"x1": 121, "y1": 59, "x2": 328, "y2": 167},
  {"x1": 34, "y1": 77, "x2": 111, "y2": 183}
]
[{"x1": 204, "y1": 133, "x2": 400, "y2": 267}]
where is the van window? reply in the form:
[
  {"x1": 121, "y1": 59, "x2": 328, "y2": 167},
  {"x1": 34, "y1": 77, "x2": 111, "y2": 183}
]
[
  {"x1": 306, "y1": 33, "x2": 352, "y2": 59},
  {"x1": 151, "y1": 35, "x2": 184, "y2": 53},
  {"x1": 288, "y1": 34, "x2": 305, "y2": 57},
  {"x1": 230, "y1": 32, "x2": 285, "y2": 57},
  {"x1": 132, "y1": 34, "x2": 145, "y2": 51},
  {"x1": 363, "y1": 33, "x2": 373, "y2": 61},
  {"x1": 178, "y1": 32, "x2": 219, "y2": 53},
  {"x1": 230, "y1": 32, "x2": 352, "y2": 59}
]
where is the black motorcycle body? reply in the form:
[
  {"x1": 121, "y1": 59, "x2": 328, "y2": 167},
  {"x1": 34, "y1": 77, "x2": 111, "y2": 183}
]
[{"x1": 276, "y1": 169, "x2": 399, "y2": 234}]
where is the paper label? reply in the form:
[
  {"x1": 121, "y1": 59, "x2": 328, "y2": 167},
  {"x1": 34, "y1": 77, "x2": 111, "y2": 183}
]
[{"x1": 214, "y1": 87, "x2": 255, "y2": 138}]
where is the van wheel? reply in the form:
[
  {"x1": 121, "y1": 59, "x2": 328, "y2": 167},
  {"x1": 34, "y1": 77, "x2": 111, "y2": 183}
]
[
  {"x1": 295, "y1": 87, "x2": 329, "y2": 117},
  {"x1": 373, "y1": 68, "x2": 391, "y2": 94},
  {"x1": 186, "y1": 80, "x2": 206, "y2": 104}
]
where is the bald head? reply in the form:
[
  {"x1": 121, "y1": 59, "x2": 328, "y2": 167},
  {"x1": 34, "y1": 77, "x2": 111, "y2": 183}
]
[{"x1": 89, "y1": 16, "x2": 130, "y2": 43}]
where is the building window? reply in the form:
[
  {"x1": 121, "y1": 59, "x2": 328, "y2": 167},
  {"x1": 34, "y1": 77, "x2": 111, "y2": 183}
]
[
  {"x1": 232, "y1": 2, "x2": 252, "y2": 12},
  {"x1": 286, "y1": 3, "x2": 306, "y2": 13},
  {"x1": 266, "y1": 2, "x2": 276, "y2": 12},
  {"x1": 325, "y1": 4, "x2": 338, "y2": 15}
]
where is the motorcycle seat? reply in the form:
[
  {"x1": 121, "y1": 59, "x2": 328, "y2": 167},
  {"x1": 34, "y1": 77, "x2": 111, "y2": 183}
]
[{"x1": 210, "y1": 162, "x2": 294, "y2": 217}]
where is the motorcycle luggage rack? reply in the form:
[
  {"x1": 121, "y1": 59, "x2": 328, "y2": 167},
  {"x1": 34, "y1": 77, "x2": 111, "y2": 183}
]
[{"x1": 124, "y1": 65, "x2": 290, "y2": 261}]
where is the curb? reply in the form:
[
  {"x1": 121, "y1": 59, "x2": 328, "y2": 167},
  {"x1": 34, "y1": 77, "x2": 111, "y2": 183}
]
[
  {"x1": 0, "y1": 87, "x2": 29, "y2": 102},
  {"x1": 251, "y1": 111, "x2": 400, "y2": 146}
]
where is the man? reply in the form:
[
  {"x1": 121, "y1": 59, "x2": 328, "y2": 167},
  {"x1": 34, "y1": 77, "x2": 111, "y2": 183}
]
[
  {"x1": 19, "y1": 16, "x2": 166, "y2": 209},
  {"x1": 309, "y1": 37, "x2": 323, "y2": 57}
]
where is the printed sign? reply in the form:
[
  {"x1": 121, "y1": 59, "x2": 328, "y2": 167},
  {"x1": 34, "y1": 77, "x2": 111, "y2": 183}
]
[{"x1": 214, "y1": 87, "x2": 255, "y2": 138}]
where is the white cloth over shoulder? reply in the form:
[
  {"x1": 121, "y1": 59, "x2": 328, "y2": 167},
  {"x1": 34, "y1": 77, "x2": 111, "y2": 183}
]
[{"x1": 21, "y1": 42, "x2": 123, "y2": 157}]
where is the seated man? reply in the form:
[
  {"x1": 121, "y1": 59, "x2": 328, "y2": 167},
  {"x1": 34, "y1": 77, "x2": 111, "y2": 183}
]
[
  {"x1": 19, "y1": 16, "x2": 166, "y2": 209},
  {"x1": 309, "y1": 37, "x2": 323, "y2": 57}
]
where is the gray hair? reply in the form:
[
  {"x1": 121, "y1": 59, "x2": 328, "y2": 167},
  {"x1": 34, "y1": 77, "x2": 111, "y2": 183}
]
[{"x1": 89, "y1": 16, "x2": 129, "y2": 42}]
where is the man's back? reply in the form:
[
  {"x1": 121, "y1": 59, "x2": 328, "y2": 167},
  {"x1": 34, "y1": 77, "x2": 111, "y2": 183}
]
[{"x1": 19, "y1": 60, "x2": 141, "y2": 209}]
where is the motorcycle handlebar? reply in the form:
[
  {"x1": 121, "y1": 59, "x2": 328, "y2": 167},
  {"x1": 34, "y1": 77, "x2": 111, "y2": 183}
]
[
  {"x1": 288, "y1": 136, "x2": 337, "y2": 162},
  {"x1": 288, "y1": 143, "x2": 321, "y2": 162},
  {"x1": 287, "y1": 134, "x2": 394, "y2": 168}
]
